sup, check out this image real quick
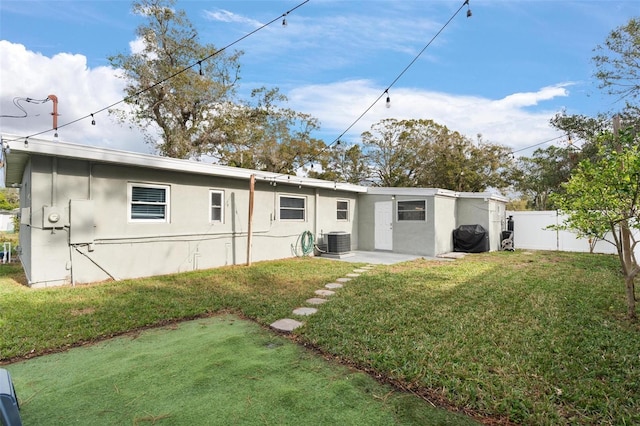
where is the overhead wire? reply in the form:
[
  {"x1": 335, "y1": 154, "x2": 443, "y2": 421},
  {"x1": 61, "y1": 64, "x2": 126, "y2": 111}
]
[
  {"x1": 328, "y1": 0, "x2": 472, "y2": 148},
  {"x1": 2, "y1": 0, "x2": 310, "y2": 142},
  {"x1": 1, "y1": 97, "x2": 51, "y2": 119}
]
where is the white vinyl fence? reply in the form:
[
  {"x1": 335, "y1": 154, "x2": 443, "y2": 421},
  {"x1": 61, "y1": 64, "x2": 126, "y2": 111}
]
[{"x1": 507, "y1": 210, "x2": 622, "y2": 255}]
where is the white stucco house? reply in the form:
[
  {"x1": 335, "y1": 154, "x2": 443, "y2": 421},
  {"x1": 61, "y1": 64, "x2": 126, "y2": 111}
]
[{"x1": 1, "y1": 136, "x2": 508, "y2": 287}]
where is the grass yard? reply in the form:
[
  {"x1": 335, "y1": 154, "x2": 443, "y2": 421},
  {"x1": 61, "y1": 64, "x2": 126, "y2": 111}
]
[
  {"x1": 1, "y1": 251, "x2": 639, "y2": 425},
  {"x1": 7, "y1": 315, "x2": 472, "y2": 425}
]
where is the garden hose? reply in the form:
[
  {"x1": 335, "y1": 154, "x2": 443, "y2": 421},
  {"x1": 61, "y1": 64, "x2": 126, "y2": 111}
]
[{"x1": 294, "y1": 230, "x2": 315, "y2": 257}]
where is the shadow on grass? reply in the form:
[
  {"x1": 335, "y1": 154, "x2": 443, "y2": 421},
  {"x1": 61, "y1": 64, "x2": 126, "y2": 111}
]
[{"x1": 6, "y1": 314, "x2": 477, "y2": 425}]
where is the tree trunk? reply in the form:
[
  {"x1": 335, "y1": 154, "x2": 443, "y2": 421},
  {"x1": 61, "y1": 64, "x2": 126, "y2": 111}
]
[
  {"x1": 621, "y1": 221, "x2": 637, "y2": 320},
  {"x1": 625, "y1": 275, "x2": 637, "y2": 320}
]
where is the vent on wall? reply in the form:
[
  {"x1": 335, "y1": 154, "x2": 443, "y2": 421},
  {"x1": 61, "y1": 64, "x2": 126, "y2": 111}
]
[{"x1": 327, "y1": 232, "x2": 351, "y2": 254}]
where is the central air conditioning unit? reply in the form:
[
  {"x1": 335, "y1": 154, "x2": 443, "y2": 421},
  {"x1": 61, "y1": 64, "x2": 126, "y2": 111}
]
[{"x1": 327, "y1": 232, "x2": 351, "y2": 254}]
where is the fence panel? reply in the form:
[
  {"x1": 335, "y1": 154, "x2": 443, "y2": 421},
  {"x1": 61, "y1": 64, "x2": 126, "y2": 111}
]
[{"x1": 507, "y1": 210, "x2": 620, "y2": 255}]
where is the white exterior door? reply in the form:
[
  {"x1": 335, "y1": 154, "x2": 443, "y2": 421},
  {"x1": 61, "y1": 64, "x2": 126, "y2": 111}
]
[{"x1": 374, "y1": 201, "x2": 393, "y2": 250}]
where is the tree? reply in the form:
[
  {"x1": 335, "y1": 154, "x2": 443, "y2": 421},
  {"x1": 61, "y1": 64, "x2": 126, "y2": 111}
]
[
  {"x1": 550, "y1": 128, "x2": 640, "y2": 320},
  {"x1": 213, "y1": 87, "x2": 326, "y2": 174},
  {"x1": 514, "y1": 145, "x2": 579, "y2": 210},
  {"x1": 109, "y1": 0, "x2": 242, "y2": 159},
  {"x1": 362, "y1": 118, "x2": 513, "y2": 191},
  {"x1": 308, "y1": 142, "x2": 370, "y2": 184},
  {"x1": 361, "y1": 118, "x2": 421, "y2": 187},
  {"x1": 593, "y1": 17, "x2": 640, "y2": 115}
]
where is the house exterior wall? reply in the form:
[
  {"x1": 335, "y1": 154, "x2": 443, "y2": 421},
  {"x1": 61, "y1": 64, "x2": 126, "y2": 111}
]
[
  {"x1": 391, "y1": 194, "x2": 435, "y2": 256},
  {"x1": 22, "y1": 155, "x2": 358, "y2": 287},
  {"x1": 358, "y1": 192, "x2": 454, "y2": 257},
  {"x1": 432, "y1": 195, "x2": 458, "y2": 254},
  {"x1": 457, "y1": 196, "x2": 507, "y2": 251}
]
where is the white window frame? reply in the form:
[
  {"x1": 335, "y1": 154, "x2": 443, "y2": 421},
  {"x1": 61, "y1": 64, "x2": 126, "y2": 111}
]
[
  {"x1": 336, "y1": 200, "x2": 349, "y2": 221},
  {"x1": 128, "y1": 183, "x2": 170, "y2": 223},
  {"x1": 397, "y1": 199, "x2": 426, "y2": 222},
  {"x1": 209, "y1": 190, "x2": 224, "y2": 223},
  {"x1": 278, "y1": 195, "x2": 306, "y2": 221}
]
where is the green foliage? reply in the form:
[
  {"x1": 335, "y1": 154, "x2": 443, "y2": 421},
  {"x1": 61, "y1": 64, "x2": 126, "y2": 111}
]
[
  {"x1": 362, "y1": 119, "x2": 513, "y2": 190},
  {"x1": 514, "y1": 145, "x2": 579, "y2": 210},
  {"x1": 593, "y1": 17, "x2": 640, "y2": 115},
  {"x1": 550, "y1": 128, "x2": 640, "y2": 318},
  {"x1": 0, "y1": 189, "x2": 19, "y2": 211},
  {"x1": 213, "y1": 87, "x2": 326, "y2": 174},
  {"x1": 309, "y1": 142, "x2": 371, "y2": 184},
  {"x1": 109, "y1": 0, "x2": 242, "y2": 158}
]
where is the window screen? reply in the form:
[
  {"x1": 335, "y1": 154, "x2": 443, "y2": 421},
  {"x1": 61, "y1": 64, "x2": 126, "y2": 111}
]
[
  {"x1": 337, "y1": 200, "x2": 349, "y2": 221},
  {"x1": 397, "y1": 200, "x2": 426, "y2": 221},
  {"x1": 210, "y1": 190, "x2": 224, "y2": 222},
  {"x1": 279, "y1": 196, "x2": 305, "y2": 220},
  {"x1": 130, "y1": 184, "x2": 169, "y2": 221}
]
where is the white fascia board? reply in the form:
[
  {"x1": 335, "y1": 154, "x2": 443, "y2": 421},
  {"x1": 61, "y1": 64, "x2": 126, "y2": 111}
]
[
  {"x1": 4, "y1": 136, "x2": 367, "y2": 193},
  {"x1": 457, "y1": 192, "x2": 508, "y2": 202},
  {"x1": 367, "y1": 187, "x2": 458, "y2": 198}
]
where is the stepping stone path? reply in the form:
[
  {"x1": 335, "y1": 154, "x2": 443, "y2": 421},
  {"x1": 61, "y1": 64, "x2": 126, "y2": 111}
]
[
  {"x1": 270, "y1": 264, "x2": 376, "y2": 333},
  {"x1": 292, "y1": 307, "x2": 318, "y2": 316}
]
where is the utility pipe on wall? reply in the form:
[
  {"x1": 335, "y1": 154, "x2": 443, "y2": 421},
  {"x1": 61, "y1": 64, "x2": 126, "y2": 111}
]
[{"x1": 246, "y1": 174, "x2": 255, "y2": 266}]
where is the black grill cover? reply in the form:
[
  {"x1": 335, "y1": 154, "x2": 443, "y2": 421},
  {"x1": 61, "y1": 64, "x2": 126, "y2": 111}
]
[{"x1": 453, "y1": 224, "x2": 489, "y2": 253}]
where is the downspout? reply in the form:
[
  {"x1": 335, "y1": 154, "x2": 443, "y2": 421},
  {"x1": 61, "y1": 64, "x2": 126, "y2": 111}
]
[
  {"x1": 246, "y1": 174, "x2": 255, "y2": 266},
  {"x1": 314, "y1": 188, "x2": 319, "y2": 241}
]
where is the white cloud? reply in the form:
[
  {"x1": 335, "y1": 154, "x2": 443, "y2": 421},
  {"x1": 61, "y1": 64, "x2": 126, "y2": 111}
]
[
  {"x1": 0, "y1": 41, "x2": 151, "y2": 153},
  {"x1": 0, "y1": 41, "x2": 568, "y2": 160},
  {"x1": 203, "y1": 9, "x2": 263, "y2": 28},
  {"x1": 288, "y1": 80, "x2": 568, "y2": 154}
]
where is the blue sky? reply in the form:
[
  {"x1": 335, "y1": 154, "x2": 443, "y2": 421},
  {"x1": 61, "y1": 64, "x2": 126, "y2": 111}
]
[{"x1": 1, "y1": 0, "x2": 638, "y2": 157}]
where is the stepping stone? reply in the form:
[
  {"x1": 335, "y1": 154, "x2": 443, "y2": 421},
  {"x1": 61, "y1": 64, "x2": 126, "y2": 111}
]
[
  {"x1": 315, "y1": 289, "x2": 335, "y2": 297},
  {"x1": 293, "y1": 307, "x2": 318, "y2": 316},
  {"x1": 346, "y1": 273, "x2": 360, "y2": 277},
  {"x1": 270, "y1": 318, "x2": 303, "y2": 332},
  {"x1": 353, "y1": 269, "x2": 367, "y2": 273},
  {"x1": 306, "y1": 297, "x2": 328, "y2": 305},
  {"x1": 336, "y1": 277, "x2": 352, "y2": 283},
  {"x1": 325, "y1": 283, "x2": 343, "y2": 289}
]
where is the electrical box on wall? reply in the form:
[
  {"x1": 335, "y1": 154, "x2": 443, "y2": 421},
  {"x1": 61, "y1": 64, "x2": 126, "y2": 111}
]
[{"x1": 42, "y1": 206, "x2": 64, "y2": 229}]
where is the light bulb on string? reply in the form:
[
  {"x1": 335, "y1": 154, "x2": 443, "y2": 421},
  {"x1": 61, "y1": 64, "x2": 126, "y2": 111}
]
[
  {"x1": 466, "y1": 0, "x2": 472, "y2": 17},
  {"x1": 91, "y1": 114, "x2": 96, "y2": 125},
  {"x1": 385, "y1": 90, "x2": 391, "y2": 108},
  {"x1": 198, "y1": 61, "x2": 203, "y2": 76}
]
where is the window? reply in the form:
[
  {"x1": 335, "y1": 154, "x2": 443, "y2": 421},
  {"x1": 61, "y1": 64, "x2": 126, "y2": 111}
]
[
  {"x1": 279, "y1": 195, "x2": 306, "y2": 221},
  {"x1": 128, "y1": 183, "x2": 170, "y2": 222},
  {"x1": 210, "y1": 190, "x2": 224, "y2": 223},
  {"x1": 337, "y1": 200, "x2": 349, "y2": 221},
  {"x1": 397, "y1": 200, "x2": 426, "y2": 221}
]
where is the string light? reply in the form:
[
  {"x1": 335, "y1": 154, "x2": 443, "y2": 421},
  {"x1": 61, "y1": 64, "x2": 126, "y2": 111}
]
[
  {"x1": 91, "y1": 114, "x2": 96, "y2": 125},
  {"x1": 327, "y1": 0, "x2": 472, "y2": 149},
  {"x1": 3, "y1": 0, "x2": 311, "y2": 143},
  {"x1": 466, "y1": 0, "x2": 472, "y2": 18},
  {"x1": 198, "y1": 61, "x2": 203, "y2": 76}
]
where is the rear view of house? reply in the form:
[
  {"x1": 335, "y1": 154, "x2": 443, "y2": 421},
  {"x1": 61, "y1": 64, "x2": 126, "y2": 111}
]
[
  {"x1": 2, "y1": 137, "x2": 508, "y2": 288},
  {"x1": 3, "y1": 138, "x2": 364, "y2": 287}
]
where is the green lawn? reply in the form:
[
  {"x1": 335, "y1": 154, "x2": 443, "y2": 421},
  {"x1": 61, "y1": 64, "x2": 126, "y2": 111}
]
[
  {"x1": 1, "y1": 251, "x2": 639, "y2": 425},
  {"x1": 8, "y1": 315, "x2": 472, "y2": 425}
]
